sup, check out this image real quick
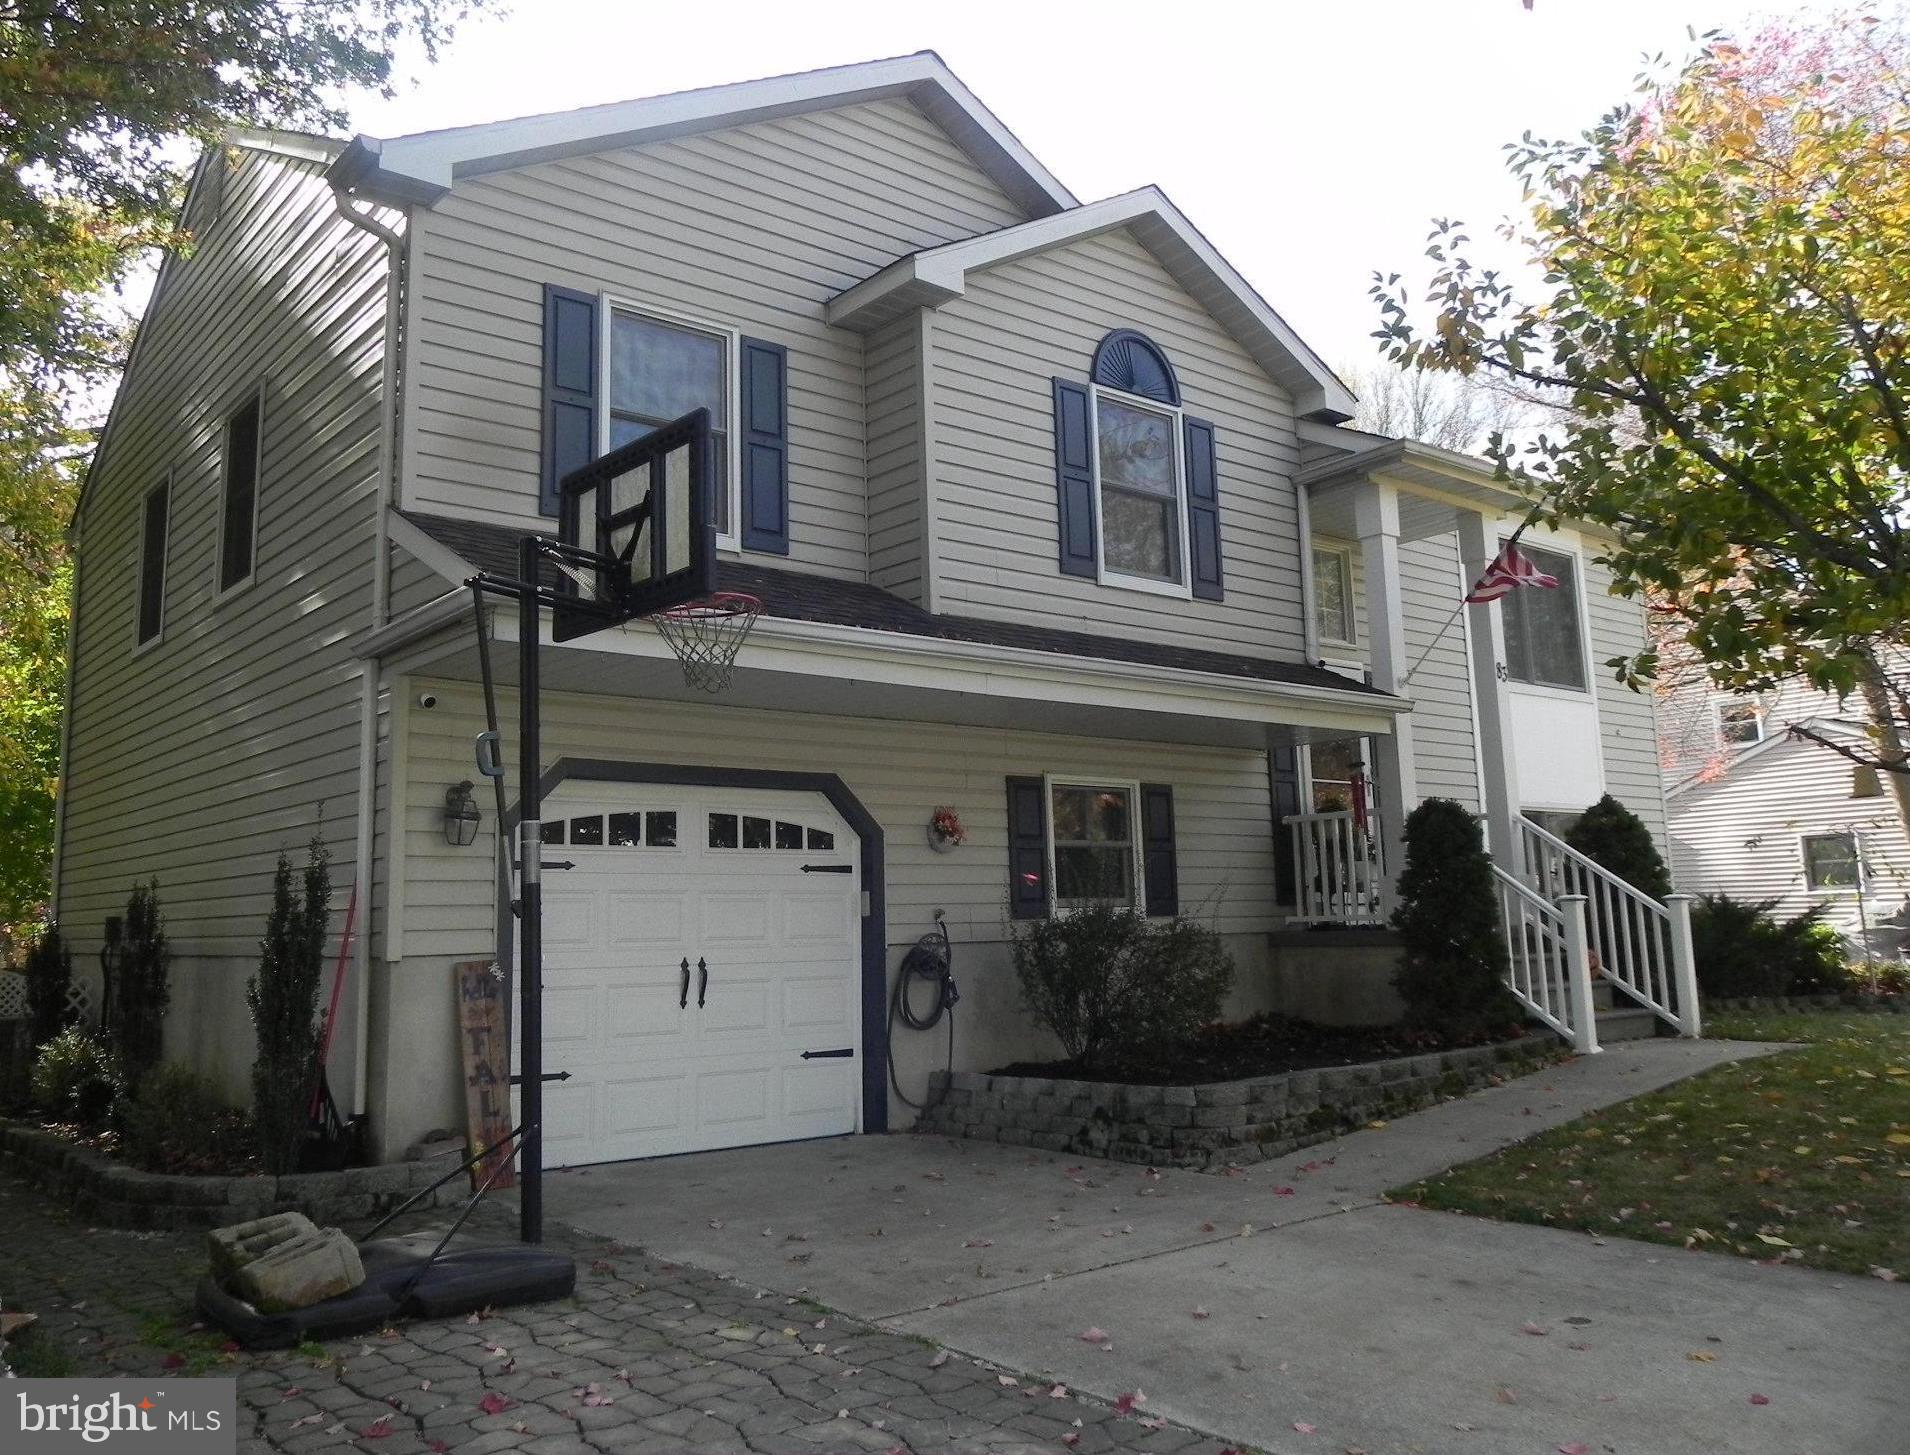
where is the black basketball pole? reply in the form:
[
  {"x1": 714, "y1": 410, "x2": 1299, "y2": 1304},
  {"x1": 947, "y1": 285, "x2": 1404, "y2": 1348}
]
[{"x1": 517, "y1": 533, "x2": 544, "y2": 1245}]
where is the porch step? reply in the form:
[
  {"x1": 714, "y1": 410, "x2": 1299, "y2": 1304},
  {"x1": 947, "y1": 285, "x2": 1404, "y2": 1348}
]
[{"x1": 1595, "y1": 1005, "x2": 1662, "y2": 1043}]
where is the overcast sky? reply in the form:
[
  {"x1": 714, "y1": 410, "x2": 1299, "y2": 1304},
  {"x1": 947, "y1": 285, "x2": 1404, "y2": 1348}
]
[{"x1": 340, "y1": 0, "x2": 1834, "y2": 374}]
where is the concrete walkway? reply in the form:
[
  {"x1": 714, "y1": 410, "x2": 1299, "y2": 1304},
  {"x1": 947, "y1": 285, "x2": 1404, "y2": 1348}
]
[{"x1": 551, "y1": 1038, "x2": 1910, "y2": 1455}]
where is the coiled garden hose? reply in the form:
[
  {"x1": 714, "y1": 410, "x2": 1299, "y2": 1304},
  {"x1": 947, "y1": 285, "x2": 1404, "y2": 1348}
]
[{"x1": 887, "y1": 915, "x2": 958, "y2": 1111}]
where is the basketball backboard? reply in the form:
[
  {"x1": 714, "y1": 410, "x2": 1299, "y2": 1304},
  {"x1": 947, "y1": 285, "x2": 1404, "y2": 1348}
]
[{"x1": 552, "y1": 407, "x2": 715, "y2": 642}]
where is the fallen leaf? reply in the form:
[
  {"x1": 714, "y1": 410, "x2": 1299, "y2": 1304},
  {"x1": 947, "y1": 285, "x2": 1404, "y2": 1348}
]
[
  {"x1": 1521, "y1": 1322, "x2": 1549, "y2": 1336},
  {"x1": 963, "y1": 1238, "x2": 993, "y2": 1248},
  {"x1": 1140, "y1": 1416, "x2": 1168, "y2": 1431},
  {"x1": 1558, "y1": 1445, "x2": 1591, "y2": 1455},
  {"x1": 160, "y1": 1353, "x2": 185, "y2": 1370},
  {"x1": 928, "y1": 1350, "x2": 950, "y2": 1368},
  {"x1": 1293, "y1": 1421, "x2": 1318, "y2": 1435},
  {"x1": 1062, "y1": 1436, "x2": 1080, "y2": 1448},
  {"x1": 427, "y1": 1442, "x2": 451, "y2": 1454},
  {"x1": 1191, "y1": 1306, "x2": 1210, "y2": 1319},
  {"x1": 279, "y1": 1387, "x2": 305, "y2": 1402},
  {"x1": 1114, "y1": 1390, "x2": 1146, "y2": 1415},
  {"x1": 1495, "y1": 1387, "x2": 1517, "y2": 1404},
  {"x1": 1080, "y1": 1327, "x2": 1111, "y2": 1345},
  {"x1": 288, "y1": 1414, "x2": 324, "y2": 1429},
  {"x1": 997, "y1": 1374, "x2": 1019, "y2": 1387},
  {"x1": 1272, "y1": 1186, "x2": 1297, "y2": 1197},
  {"x1": 1749, "y1": 1393, "x2": 1771, "y2": 1406},
  {"x1": 1687, "y1": 1351, "x2": 1717, "y2": 1363},
  {"x1": 1049, "y1": 1384, "x2": 1068, "y2": 1398},
  {"x1": 1367, "y1": 1120, "x2": 1387, "y2": 1130},
  {"x1": 1870, "y1": 1266, "x2": 1900, "y2": 1282},
  {"x1": 359, "y1": 1417, "x2": 394, "y2": 1440},
  {"x1": 1755, "y1": 1234, "x2": 1792, "y2": 1247},
  {"x1": 478, "y1": 1392, "x2": 516, "y2": 1415}
]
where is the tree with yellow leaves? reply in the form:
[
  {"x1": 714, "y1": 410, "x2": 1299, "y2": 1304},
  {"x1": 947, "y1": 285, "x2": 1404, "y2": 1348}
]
[{"x1": 1374, "y1": 12, "x2": 1910, "y2": 830}]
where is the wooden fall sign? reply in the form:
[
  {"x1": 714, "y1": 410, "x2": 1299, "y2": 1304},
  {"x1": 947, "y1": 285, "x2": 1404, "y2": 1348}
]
[{"x1": 456, "y1": 958, "x2": 517, "y2": 1190}]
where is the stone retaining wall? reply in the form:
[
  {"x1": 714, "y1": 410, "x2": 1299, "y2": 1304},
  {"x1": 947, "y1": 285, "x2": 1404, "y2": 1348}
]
[
  {"x1": 0, "y1": 1121, "x2": 468, "y2": 1231},
  {"x1": 916, "y1": 1038, "x2": 1562, "y2": 1171}
]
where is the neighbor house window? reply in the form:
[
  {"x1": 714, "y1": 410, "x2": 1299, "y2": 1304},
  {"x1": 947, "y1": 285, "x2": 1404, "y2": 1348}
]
[
  {"x1": 1048, "y1": 780, "x2": 1138, "y2": 909},
  {"x1": 1801, "y1": 831, "x2": 1860, "y2": 890},
  {"x1": 217, "y1": 391, "x2": 262, "y2": 593},
  {"x1": 607, "y1": 305, "x2": 732, "y2": 536},
  {"x1": 1715, "y1": 699, "x2": 1763, "y2": 747},
  {"x1": 136, "y1": 478, "x2": 170, "y2": 648},
  {"x1": 1499, "y1": 541, "x2": 1587, "y2": 691},
  {"x1": 1093, "y1": 390, "x2": 1185, "y2": 589},
  {"x1": 1312, "y1": 546, "x2": 1354, "y2": 646}
]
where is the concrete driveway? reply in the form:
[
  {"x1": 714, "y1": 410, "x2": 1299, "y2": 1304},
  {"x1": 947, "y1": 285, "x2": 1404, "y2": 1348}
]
[{"x1": 547, "y1": 1039, "x2": 1907, "y2": 1455}]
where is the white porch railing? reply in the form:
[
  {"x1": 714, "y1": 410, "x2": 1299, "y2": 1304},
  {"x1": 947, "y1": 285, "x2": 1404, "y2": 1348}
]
[
  {"x1": 1518, "y1": 817, "x2": 1702, "y2": 1038},
  {"x1": 1493, "y1": 867, "x2": 1600, "y2": 1053},
  {"x1": 1286, "y1": 809, "x2": 1385, "y2": 925}
]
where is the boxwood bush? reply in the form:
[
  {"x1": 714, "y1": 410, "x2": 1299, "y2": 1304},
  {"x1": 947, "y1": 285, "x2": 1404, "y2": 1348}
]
[{"x1": 1689, "y1": 893, "x2": 1850, "y2": 998}]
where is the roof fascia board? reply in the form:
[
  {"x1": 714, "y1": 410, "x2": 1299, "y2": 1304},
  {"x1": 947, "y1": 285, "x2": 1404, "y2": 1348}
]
[
  {"x1": 329, "y1": 53, "x2": 1075, "y2": 216},
  {"x1": 223, "y1": 126, "x2": 345, "y2": 166},
  {"x1": 828, "y1": 187, "x2": 1357, "y2": 421}
]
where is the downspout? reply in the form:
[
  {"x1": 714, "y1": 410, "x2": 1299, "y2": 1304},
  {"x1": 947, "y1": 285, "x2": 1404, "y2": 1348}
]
[{"x1": 332, "y1": 182, "x2": 406, "y2": 1124}]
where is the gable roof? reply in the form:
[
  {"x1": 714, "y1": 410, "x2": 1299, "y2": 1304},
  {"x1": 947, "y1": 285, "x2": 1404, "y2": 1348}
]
[
  {"x1": 1666, "y1": 715, "x2": 1870, "y2": 798},
  {"x1": 328, "y1": 51, "x2": 1075, "y2": 217},
  {"x1": 826, "y1": 187, "x2": 1356, "y2": 423}
]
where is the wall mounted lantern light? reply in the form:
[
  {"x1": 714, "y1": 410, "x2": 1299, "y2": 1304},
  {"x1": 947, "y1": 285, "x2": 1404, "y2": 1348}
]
[{"x1": 444, "y1": 780, "x2": 482, "y2": 847}]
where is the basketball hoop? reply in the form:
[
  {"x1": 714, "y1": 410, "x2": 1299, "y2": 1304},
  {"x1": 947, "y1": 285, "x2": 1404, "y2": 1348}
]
[{"x1": 652, "y1": 591, "x2": 764, "y2": 693}]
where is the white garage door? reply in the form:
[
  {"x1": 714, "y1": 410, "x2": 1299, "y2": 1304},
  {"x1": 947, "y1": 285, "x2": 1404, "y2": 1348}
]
[{"x1": 515, "y1": 785, "x2": 862, "y2": 1168}]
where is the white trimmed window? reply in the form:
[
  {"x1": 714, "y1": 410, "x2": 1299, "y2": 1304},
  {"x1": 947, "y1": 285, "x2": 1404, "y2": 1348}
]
[
  {"x1": 1715, "y1": 699, "x2": 1764, "y2": 747},
  {"x1": 1092, "y1": 388, "x2": 1187, "y2": 593},
  {"x1": 1047, "y1": 779, "x2": 1140, "y2": 909},
  {"x1": 606, "y1": 303, "x2": 736, "y2": 539},
  {"x1": 217, "y1": 390, "x2": 263, "y2": 594},
  {"x1": 1801, "y1": 831, "x2": 1860, "y2": 891},
  {"x1": 1311, "y1": 546, "x2": 1354, "y2": 646},
  {"x1": 135, "y1": 477, "x2": 170, "y2": 649},
  {"x1": 1500, "y1": 540, "x2": 1588, "y2": 692}
]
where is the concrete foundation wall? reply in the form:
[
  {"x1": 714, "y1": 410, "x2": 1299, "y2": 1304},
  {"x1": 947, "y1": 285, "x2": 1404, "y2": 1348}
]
[{"x1": 1265, "y1": 935, "x2": 1406, "y2": 1027}]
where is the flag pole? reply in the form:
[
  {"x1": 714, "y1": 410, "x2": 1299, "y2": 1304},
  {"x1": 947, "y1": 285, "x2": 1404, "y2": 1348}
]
[{"x1": 1397, "y1": 498, "x2": 1549, "y2": 690}]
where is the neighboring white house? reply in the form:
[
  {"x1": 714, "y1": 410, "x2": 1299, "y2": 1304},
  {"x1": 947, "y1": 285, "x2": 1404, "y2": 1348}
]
[
  {"x1": 1662, "y1": 675, "x2": 1910, "y2": 956},
  {"x1": 54, "y1": 54, "x2": 1676, "y2": 1167}
]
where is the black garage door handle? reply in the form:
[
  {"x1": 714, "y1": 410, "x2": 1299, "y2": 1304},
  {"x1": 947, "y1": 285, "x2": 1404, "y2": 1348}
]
[
  {"x1": 801, "y1": 863, "x2": 852, "y2": 874},
  {"x1": 697, "y1": 957, "x2": 708, "y2": 1008},
  {"x1": 800, "y1": 1048, "x2": 854, "y2": 1059},
  {"x1": 679, "y1": 957, "x2": 690, "y2": 1009}
]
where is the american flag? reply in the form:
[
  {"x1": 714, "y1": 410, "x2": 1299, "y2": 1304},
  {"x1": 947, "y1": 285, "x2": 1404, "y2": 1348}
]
[{"x1": 1464, "y1": 542, "x2": 1558, "y2": 604}]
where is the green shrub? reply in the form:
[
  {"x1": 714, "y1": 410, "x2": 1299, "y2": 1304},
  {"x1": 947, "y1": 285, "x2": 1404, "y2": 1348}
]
[
  {"x1": 23, "y1": 922, "x2": 76, "y2": 1050},
  {"x1": 247, "y1": 837, "x2": 331, "y2": 1174},
  {"x1": 1012, "y1": 903, "x2": 1234, "y2": 1071},
  {"x1": 1391, "y1": 798, "x2": 1523, "y2": 1041},
  {"x1": 1563, "y1": 794, "x2": 1672, "y2": 902},
  {"x1": 31, "y1": 1027, "x2": 123, "y2": 1127},
  {"x1": 106, "y1": 881, "x2": 172, "y2": 1088},
  {"x1": 1689, "y1": 893, "x2": 1851, "y2": 997},
  {"x1": 117, "y1": 1062, "x2": 249, "y2": 1173}
]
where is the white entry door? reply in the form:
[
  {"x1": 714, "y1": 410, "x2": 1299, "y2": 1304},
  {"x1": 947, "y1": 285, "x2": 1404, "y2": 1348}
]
[{"x1": 515, "y1": 785, "x2": 862, "y2": 1167}]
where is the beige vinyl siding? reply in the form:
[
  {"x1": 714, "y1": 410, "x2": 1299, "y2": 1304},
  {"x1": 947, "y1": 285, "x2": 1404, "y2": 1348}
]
[
  {"x1": 58, "y1": 145, "x2": 386, "y2": 1095},
  {"x1": 865, "y1": 311, "x2": 926, "y2": 602},
  {"x1": 929, "y1": 226, "x2": 1307, "y2": 657},
  {"x1": 1585, "y1": 558, "x2": 1668, "y2": 841},
  {"x1": 387, "y1": 546, "x2": 454, "y2": 617},
  {"x1": 1399, "y1": 534, "x2": 1482, "y2": 809},
  {"x1": 400, "y1": 97, "x2": 1026, "y2": 577},
  {"x1": 1668, "y1": 733, "x2": 1910, "y2": 943},
  {"x1": 367, "y1": 679, "x2": 1280, "y2": 1150}
]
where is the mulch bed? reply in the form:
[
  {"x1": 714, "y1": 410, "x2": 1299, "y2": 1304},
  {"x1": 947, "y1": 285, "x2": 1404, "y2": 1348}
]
[{"x1": 990, "y1": 1012, "x2": 1525, "y2": 1086}]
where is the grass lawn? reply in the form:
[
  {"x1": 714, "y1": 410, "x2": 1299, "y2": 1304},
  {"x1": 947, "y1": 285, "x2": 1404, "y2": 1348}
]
[{"x1": 1393, "y1": 1010, "x2": 1910, "y2": 1279}]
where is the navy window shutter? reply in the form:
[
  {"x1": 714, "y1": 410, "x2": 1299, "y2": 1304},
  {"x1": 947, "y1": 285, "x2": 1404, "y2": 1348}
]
[
  {"x1": 740, "y1": 337, "x2": 790, "y2": 554},
  {"x1": 1006, "y1": 776, "x2": 1050, "y2": 920},
  {"x1": 1269, "y1": 747, "x2": 1302, "y2": 905},
  {"x1": 1140, "y1": 784, "x2": 1178, "y2": 917},
  {"x1": 1052, "y1": 378, "x2": 1097, "y2": 577},
  {"x1": 541, "y1": 284, "x2": 598, "y2": 518},
  {"x1": 1183, "y1": 415, "x2": 1223, "y2": 600}
]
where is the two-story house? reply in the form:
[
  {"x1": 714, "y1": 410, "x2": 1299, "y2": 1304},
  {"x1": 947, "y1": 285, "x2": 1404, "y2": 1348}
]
[{"x1": 54, "y1": 54, "x2": 1677, "y2": 1166}]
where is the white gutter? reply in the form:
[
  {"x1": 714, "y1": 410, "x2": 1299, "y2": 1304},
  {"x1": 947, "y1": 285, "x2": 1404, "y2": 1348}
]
[{"x1": 331, "y1": 182, "x2": 406, "y2": 1123}]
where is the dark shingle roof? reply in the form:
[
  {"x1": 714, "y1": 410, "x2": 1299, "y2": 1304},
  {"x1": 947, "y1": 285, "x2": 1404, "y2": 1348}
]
[{"x1": 400, "y1": 510, "x2": 1383, "y2": 697}]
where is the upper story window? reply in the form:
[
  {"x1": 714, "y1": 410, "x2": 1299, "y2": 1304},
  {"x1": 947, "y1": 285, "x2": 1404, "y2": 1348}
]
[
  {"x1": 1499, "y1": 540, "x2": 1587, "y2": 692},
  {"x1": 1094, "y1": 390, "x2": 1185, "y2": 588},
  {"x1": 607, "y1": 304, "x2": 734, "y2": 539},
  {"x1": 1054, "y1": 331, "x2": 1223, "y2": 601},
  {"x1": 217, "y1": 390, "x2": 263, "y2": 594},
  {"x1": 136, "y1": 477, "x2": 170, "y2": 649},
  {"x1": 1801, "y1": 831, "x2": 1860, "y2": 891},
  {"x1": 1312, "y1": 546, "x2": 1354, "y2": 646},
  {"x1": 1715, "y1": 698, "x2": 1764, "y2": 747}
]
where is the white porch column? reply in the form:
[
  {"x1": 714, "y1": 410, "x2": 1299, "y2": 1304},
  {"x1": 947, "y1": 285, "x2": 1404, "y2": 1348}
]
[
  {"x1": 1456, "y1": 508, "x2": 1524, "y2": 876},
  {"x1": 1355, "y1": 483, "x2": 1417, "y2": 901}
]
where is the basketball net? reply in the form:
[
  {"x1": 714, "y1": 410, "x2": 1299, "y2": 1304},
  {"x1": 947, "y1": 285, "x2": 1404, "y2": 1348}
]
[{"x1": 651, "y1": 591, "x2": 764, "y2": 693}]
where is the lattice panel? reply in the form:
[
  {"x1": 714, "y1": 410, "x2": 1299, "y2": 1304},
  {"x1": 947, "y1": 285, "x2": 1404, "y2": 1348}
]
[{"x1": 0, "y1": 972, "x2": 25, "y2": 1022}]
